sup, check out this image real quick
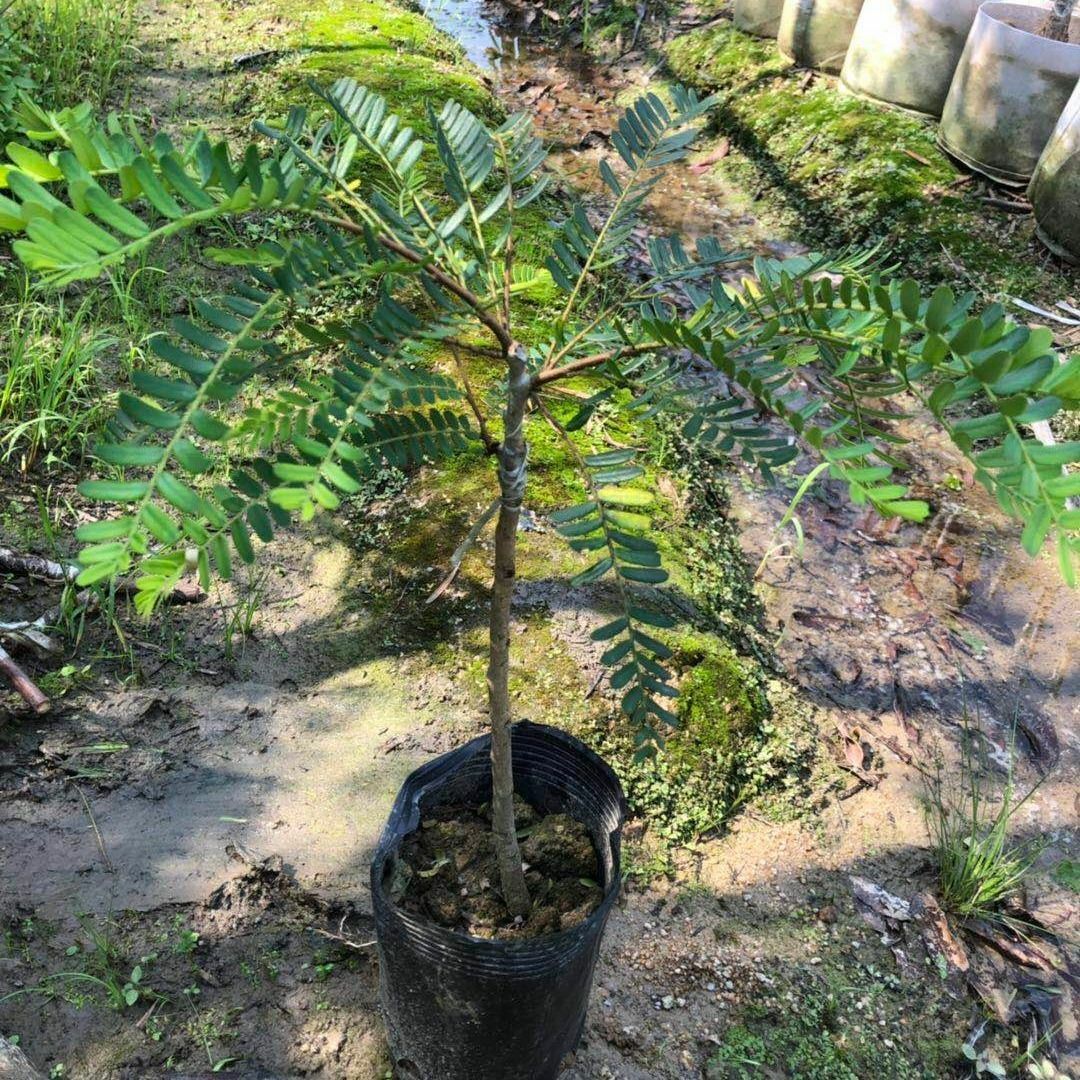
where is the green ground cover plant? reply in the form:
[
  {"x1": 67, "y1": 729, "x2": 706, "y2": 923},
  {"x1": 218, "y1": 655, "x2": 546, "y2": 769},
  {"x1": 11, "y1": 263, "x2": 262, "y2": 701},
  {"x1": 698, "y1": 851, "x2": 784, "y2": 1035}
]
[
  {"x1": 664, "y1": 14, "x2": 1077, "y2": 304},
  {"x1": 6, "y1": 0, "x2": 138, "y2": 109}
]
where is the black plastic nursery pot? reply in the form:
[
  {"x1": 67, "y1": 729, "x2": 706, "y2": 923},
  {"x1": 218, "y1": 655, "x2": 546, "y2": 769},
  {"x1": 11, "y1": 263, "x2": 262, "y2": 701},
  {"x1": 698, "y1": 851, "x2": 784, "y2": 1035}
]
[{"x1": 371, "y1": 721, "x2": 627, "y2": 1080}]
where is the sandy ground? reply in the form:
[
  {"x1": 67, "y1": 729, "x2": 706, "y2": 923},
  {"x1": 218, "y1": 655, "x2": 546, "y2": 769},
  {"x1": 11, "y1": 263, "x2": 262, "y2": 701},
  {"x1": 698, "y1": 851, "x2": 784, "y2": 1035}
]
[{"x1": 1, "y1": 0, "x2": 1078, "y2": 1076}]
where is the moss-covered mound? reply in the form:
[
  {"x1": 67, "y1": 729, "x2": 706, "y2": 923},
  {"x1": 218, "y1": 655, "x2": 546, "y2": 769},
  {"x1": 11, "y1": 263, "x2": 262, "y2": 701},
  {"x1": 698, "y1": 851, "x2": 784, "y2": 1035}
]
[
  {"x1": 586, "y1": 637, "x2": 772, "y2": 844},
  {"x1": 675, "y1": 640, "x2": 767, "y2": 759},
  {"x1": 664, "y1": 13, "x2": 1076, "y2": 303},
  {"x1": 252, "y1": 0, "x2": 501, "y2": 131}
]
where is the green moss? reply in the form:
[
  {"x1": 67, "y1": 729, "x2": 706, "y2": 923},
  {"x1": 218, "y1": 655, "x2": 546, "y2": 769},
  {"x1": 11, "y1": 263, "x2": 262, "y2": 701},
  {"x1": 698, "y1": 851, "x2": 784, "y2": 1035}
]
[
  {"x1": 674, "y1": 641, "x2": 767, "y2": 758},
  {"x1": 277, "y1": 0, "x2": 454, "y2": 54},
  {"x1": 581, "y1": 635, "x2": 768, "y2": 842},
  {"x1": 665, "y1": 22, "x2": 1075, "y2": 302},
  {"x1": 240, "y1": 0, "x2": 501, "y2": 135}
]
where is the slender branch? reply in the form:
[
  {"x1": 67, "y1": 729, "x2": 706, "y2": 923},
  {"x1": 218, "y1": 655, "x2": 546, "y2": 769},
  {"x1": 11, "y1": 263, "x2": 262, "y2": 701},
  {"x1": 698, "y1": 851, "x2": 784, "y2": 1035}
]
[
  {"x1": 0, "y1": 643, "x2": 49, "y2": 714},
  {"x1": 319, "y1": 213, "x2": 514, "y2": 353},
  {"x1": 444, "y1": 338, "x2": 506, "y2": 361},
  {"x1": 500, "y1": 145, "x2": 516, "y2": 330},
  {"x1": 533, "y1": 342, "x2": 666, "y2": 386},
  {"x1": 449, "y1": 343, "x2": 499, "y2": 454}
]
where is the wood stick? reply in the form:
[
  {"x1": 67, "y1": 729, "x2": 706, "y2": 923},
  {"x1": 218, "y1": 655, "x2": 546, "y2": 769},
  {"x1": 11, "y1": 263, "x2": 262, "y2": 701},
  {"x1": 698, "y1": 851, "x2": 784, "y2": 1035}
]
[
  {"x1": 0, "y1": 643, "x2": 50, "y2": 714},
  {"x1": 0, "y1": 623, "x2": 60, "y2": 655},
  {"x1": 0, "y1": 547, "x2": 78, "y2": 582}
]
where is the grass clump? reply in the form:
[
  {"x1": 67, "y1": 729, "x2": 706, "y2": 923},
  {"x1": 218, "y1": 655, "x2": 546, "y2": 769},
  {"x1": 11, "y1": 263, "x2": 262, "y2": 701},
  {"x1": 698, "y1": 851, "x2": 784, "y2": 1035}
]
[
  {"x1": 0, "y1": 295, "x2": 119, "y2": 474},
  {"x1": 6, "y1": 0, "x2": 138, "y2": 107},
  {"x1": 924, "y1": 732, "x2": 1042, "y2": 922}
]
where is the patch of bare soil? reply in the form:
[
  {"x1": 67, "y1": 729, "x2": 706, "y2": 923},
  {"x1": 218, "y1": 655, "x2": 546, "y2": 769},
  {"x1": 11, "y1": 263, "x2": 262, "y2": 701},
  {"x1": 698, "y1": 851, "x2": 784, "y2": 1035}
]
[
  {"x1": 396, "y1": 796, "x2": 602, "y2": 938},
  {"x1": 2, "y1": 855, "x2": 388, "y2": 1077}
]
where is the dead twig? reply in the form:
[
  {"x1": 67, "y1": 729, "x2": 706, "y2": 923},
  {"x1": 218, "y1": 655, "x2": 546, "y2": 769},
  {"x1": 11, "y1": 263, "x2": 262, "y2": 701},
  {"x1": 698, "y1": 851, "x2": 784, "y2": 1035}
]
[
  {"x1": 0, "y1": 623, "x2": 61, "y2": 655},
  {"x1": 0, "y1": 547, "x2": 78, "y2": 582},
  {"x1": 0, "y1": 643, "x2": 49, "y2": 714},
  {"x1": 310, "y1": 925, "x2": 376, "y2": 950},
  {"x1": 584, "y1": 667, "x2": 604, "y2": 699},
  {"x1": 978, "y1": 195, "x2": 1031, "y2": 214},
  {"x1": 68, "y1": 780, "x2": 113, "y2": 873}
]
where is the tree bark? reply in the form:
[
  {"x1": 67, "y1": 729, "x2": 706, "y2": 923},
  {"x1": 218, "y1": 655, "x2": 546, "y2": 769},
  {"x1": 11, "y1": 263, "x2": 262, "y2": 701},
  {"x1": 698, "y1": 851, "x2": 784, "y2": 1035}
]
[
  {"x1": 1041, "y1": 0, "x2": 1075, "y2": 40},
  {"x1": 487, "y1": 343, "x2": 532, "y2": 917},
  {"x1": 0, "y1": 1036, "x2": 43, "y2": 1080}
]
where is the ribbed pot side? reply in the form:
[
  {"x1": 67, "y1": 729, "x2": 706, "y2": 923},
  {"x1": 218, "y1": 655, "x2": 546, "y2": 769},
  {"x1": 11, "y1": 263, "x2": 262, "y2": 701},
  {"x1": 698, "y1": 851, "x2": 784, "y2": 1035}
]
[
  {"x1": 840, "y1": 0, "x2": 983, "y2": 117},
  {"x1": 1029, "y1": 76, "x2": 1080, "y2": 262},
  {"x1": 778, "y1": 0, "x2": 867, "y2": 73},
  {"x1": 372, "y1": 723, "x2": 627, "y2": 1080},
  {"x1": 939, "y1": 2, "x2": 1080, "y2": 186},
  {"x1": 734, "y1": 0, "x2": 785, "y2": 38}
]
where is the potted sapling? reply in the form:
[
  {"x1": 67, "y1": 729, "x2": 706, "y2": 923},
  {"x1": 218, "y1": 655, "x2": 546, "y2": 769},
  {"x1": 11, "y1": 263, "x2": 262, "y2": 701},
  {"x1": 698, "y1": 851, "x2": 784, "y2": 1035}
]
[
  {"x1": 939, "y1": 0, "x2": 1080, "y2": 185},
  {"x1": 3, "y1": 76, "x2": 1079, "y2": 1078},
  {"x1": 734, "y1": 0, "x2": 785, "y2": 38},
  {"x1": 1028, "y1": 73, "x2": 1080, "y2": 262}
]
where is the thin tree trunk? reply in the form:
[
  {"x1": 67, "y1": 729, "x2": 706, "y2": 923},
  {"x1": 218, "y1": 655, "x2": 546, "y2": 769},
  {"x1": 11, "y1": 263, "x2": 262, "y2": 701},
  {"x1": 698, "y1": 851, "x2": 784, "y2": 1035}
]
[
  {"x1": 487, "y1": 343, "x2": 532, "y2": 917},
  {"x1": 1041, "y1": 0, "x2": 1075, "y2": 41}
]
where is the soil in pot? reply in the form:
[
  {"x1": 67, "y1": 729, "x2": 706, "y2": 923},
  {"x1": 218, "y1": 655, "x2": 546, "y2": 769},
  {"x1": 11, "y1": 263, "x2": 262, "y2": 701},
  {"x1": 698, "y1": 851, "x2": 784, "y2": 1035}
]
[
  {"x1": 938, "y1": 2, "x2": 1080, "y2": 185},
  {"x1": 394, "y1": 794, "x2": 603, "y2": 939}
]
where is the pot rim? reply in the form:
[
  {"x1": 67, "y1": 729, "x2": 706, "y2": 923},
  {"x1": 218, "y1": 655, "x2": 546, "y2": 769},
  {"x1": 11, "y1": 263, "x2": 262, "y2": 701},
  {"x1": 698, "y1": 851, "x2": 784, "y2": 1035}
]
[
  {"x1": 938, "y1": 128, "x2": 1033, "y2": 185},
  {"x1": 372, "y1": 720, "x2": 626, "y2": 957},
  {"x1": 1033, "y1": 221, "x2": 1080, "y2": 264},
  {"x1": 974, "y1": 1, "x2": 1080, "y2": 49}
]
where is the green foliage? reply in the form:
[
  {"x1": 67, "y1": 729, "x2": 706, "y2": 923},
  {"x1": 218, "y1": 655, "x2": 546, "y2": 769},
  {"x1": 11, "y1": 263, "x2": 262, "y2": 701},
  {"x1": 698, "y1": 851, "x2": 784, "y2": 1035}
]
[
  {"x1": 1052, "y1": 858, "x2": 1079, "y2": 893},
  {"x1": 706, "y1": 984, "x2": 953, "y2": 1080},
  {"x1": 0, "y1": 914, "x2": 156, "y2": 1012},
  {"x1": 0, "y1": 294, "x2": 118, "y2": 471},
  {"x1": 0, "y1": 77, "x2": 1076, "y2": 752},
  {"x1": 586, "y1": 642, "x2": 795, "y2": 843},
  {"x1": 5, "y1": 0, "x2": 137, "y2": 108},
  {"x1": 706, "y1": 1025, "x2": 769, "y2": 1079},
  {"x1": 924, "y1": 733, "x2": 1043, "y2": 923},
  {"x1": 0, "y1": 19, "x2": 35, "y2": 144},
  {"x1": 706, "y1": 999, "x2": 859, "y2": 1080}
]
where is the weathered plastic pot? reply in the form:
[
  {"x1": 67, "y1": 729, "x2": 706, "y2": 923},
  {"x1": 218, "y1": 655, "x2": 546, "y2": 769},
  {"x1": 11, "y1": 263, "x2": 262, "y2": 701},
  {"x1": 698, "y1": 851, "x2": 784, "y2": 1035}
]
[
  {"x1": 371, "y1": 721, "x2": 626, "y2": 1080},
  {"x1": 939, "y1": 2, "x2": 1080, "y2": 186},
  {"x1": 840, "y1": 0, "x2": 983, "y2": 117},
  {"x1": 734, "y1": 0, "x2": 785, "y2": 38},
  {"x1": 1028, "y1": 77, "x2": 1080, "y2": 262},
  {"x1": 777, "y1": 0, "x2": 866, "y2": 73}
]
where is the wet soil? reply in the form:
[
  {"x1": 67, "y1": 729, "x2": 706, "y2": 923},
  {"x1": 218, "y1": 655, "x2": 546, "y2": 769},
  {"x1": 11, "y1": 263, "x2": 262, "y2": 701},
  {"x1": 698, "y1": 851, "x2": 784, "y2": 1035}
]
[{"x1": 396, "y1": 796, "x2": 602, "y2": 938}]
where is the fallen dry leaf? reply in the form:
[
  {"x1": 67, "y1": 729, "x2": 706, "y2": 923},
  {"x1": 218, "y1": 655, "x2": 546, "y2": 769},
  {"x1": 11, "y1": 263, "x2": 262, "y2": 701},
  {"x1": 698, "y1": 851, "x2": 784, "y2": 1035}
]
[{"x1": 688, "y1": 138, "x2": 730, "y2": 174}]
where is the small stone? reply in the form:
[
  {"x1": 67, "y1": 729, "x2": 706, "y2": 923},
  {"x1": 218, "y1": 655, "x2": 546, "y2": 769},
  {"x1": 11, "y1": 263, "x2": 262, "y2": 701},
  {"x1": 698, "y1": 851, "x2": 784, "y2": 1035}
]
[{"x1": 661, "y1": 995, "x2": 676, "y2": 1010}]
